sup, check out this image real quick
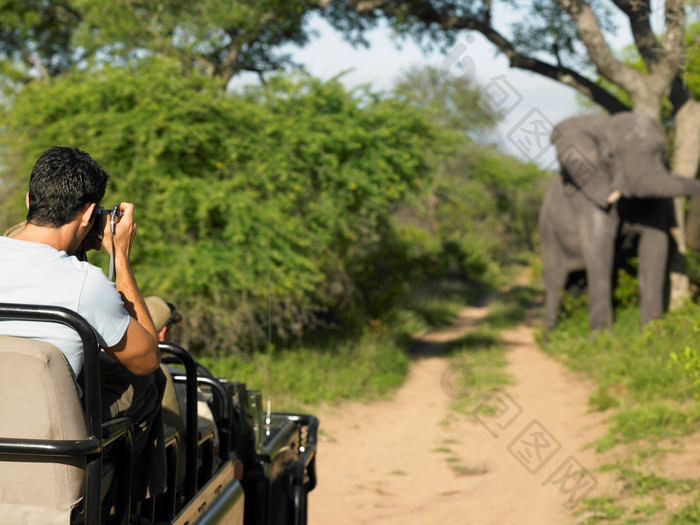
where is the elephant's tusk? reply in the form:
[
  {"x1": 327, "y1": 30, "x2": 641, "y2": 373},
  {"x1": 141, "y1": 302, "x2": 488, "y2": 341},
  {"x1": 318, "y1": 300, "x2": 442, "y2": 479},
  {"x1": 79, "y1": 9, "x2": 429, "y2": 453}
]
[{"x1": 607, "y1": 190, "x2": 622, "y2": 203}]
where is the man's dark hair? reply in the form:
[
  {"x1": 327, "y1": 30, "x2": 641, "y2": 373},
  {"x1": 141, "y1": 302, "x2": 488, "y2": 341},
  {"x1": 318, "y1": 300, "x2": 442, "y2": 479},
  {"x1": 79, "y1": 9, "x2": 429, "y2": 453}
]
[{"x1": 26, "y1": 146, "x2": 109, "y2": 227}]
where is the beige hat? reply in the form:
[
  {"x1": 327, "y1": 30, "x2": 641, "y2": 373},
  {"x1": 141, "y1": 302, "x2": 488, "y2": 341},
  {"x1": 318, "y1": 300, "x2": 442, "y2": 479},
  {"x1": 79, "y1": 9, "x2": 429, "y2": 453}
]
[
  {"x1": 145, "y1": 296, "x2": 180, "y2": 332},
  {"x1": 3, "y1": 221, "x2": 26, "y2": 238}
]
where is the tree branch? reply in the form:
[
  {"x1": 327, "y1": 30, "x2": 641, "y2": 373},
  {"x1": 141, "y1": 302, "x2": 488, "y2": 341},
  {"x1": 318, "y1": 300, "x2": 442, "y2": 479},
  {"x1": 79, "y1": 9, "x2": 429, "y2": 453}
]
[
  {"x1": 13, "y1": 35, "x2": 49, "y2": 82},
  {"x1": 345, "y1": 0, "x2": 629, "y2": 113},
  {"x1": 556, "y1": 0, "x2": 643, "y2": 89},
  {"x1": 661, "y1": 0, "x2": 685, "y2": 77},
  {"x1": 464, "y1": 20, "x2": 629, "y2": 112},
  {"x1": 611, "y1": 0, "x2": 683, "y2": 91},
  {"x1": 610, "y1": 0, "x2": 659, "y2": 67}
]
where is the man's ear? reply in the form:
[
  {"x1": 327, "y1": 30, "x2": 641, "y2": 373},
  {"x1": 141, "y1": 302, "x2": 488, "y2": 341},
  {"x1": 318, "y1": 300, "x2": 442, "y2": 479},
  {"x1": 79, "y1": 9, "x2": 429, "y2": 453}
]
[{"x1": 80, "y1": 203, "x2": 97, "y2": 227}]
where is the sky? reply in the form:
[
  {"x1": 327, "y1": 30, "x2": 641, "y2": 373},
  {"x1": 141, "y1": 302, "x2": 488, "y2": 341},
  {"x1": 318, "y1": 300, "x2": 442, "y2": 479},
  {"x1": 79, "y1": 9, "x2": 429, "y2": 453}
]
[
  {"x1": 280, "y1": 14, "x2": 589, "y2": 169},
  {"x1": 255, "y1": 8, "x2": 666, "y2": 169}
]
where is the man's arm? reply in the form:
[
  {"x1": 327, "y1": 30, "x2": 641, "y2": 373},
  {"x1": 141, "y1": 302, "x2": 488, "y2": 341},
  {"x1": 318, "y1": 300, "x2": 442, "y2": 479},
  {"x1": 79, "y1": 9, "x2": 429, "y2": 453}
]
[{"x1": 103, "y1": 202, "x2": 160, "y2": 376}]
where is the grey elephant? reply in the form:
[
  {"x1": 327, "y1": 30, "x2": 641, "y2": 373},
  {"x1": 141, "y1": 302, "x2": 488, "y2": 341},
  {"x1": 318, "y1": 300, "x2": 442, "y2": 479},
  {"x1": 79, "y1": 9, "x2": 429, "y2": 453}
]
[{"x1": 539, "y1": 111, "x2": 700, "y2": 331}]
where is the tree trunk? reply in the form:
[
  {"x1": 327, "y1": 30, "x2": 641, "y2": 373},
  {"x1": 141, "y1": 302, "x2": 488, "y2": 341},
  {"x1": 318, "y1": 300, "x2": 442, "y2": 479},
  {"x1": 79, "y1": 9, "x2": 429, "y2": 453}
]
[{"x1": 669, "y1": 99, "x2": 700, "y2": 308}]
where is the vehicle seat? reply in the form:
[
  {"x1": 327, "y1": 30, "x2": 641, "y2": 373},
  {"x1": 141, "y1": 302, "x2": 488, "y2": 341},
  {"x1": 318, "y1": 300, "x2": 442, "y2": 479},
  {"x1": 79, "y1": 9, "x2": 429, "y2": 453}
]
[{"x1": 0, "y1": 336, "x2": 86, "y2": 525}]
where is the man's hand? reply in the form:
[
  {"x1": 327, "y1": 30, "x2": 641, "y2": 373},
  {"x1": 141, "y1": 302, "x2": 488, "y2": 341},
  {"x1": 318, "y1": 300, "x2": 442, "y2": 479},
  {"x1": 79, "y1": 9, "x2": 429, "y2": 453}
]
[
  {"x1": 103, "y1": 202, "x2": 137, "y2": 259},
  {"x1": 101, "y1": 201, "x2": 160, "y2": 373}
]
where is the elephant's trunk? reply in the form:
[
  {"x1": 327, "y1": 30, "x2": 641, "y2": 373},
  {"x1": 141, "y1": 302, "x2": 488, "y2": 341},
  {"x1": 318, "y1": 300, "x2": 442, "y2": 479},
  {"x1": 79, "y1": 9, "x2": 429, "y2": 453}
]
[{"x1": 624, "y1": 166, "x2": 700, "y2": 198}]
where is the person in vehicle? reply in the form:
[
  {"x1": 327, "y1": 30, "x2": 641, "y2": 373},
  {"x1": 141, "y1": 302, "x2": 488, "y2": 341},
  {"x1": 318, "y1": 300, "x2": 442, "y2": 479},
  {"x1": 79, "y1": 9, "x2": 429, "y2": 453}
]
[
  {"x1": 0, "y1": 146, "x2": 167, "y2": 508},
  {"x1": 145, "y1": 296, "x2": 183, "y2": 342},
  {"x1": 145, "y1": 296, "x2": 221, "y2": 476}
]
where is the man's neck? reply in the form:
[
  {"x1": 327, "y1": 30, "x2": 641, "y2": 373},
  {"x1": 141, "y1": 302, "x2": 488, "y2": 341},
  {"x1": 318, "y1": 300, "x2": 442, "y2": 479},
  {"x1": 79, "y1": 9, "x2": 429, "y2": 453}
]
[{"x1": 14, "y1": 222, "x2": 81, "y2": 255}]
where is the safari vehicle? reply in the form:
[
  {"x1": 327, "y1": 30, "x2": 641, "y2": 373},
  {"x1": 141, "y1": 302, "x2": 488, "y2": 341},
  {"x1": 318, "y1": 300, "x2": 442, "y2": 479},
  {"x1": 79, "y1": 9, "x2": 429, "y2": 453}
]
[{"x1": 0, "y1": 303, "x2": 318, "y2": 525}]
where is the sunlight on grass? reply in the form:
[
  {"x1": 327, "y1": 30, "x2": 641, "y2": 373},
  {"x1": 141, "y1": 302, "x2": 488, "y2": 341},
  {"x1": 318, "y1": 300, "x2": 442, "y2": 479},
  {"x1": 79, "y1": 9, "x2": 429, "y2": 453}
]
[
  {"x1": 540, "y1": 289, "x2": 700, "y2": 525},
  {"x1": 197, "y1": 333, "x2": 409, "y2": 411}
]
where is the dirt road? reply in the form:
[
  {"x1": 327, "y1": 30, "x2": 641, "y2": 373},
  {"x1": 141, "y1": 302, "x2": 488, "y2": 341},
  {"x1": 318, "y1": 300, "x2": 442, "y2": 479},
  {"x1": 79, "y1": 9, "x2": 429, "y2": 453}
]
[{"x1": 308, "y1": 299, "x2": 616, "y2": 524}]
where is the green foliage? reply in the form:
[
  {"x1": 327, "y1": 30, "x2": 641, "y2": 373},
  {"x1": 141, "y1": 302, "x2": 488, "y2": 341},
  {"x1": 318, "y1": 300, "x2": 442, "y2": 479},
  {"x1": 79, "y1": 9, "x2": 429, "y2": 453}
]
[
  {"x1": 670, "y1": 346, "x2": 700, "y2": 399},
  {"x1": 683, "y1": 22, "x2": 700, "y2": 100},
  {"x1": 670, "y1": 496, "x2": 700, "y2": 524},
  {"x1": 0, "y1": 51, "x2": 547, "y2": 357},
  {"x1": 393, "y1": 65, "x2": 498, "y2": 136},
  {"x1": 596, "y1": 403, "x2": 692, "y2": 452},
  {"x1": 0, "y1": 0, "x2": 322, "y2": 84},
  {"x1": 578, "y1": 496, "x2": 625, "y2": 522},
  {"x1": 390, "y1": 67, "x2": 549, "y2": 291},
  {"x1": 0, "y1": 0, "x2": 81, "y2": 81},
  {"x1": 0, "y1": 59, "x2": 443, "y2": 353},
  {"x1": 543, "y1": 299, "x2": 700, "y2": 523},
  {"x1": 542, "y1": 301, "x2": 700, "y2": 452},
  {"x1": 613, "y1": 261, "x2": 639, "y2": 309}
]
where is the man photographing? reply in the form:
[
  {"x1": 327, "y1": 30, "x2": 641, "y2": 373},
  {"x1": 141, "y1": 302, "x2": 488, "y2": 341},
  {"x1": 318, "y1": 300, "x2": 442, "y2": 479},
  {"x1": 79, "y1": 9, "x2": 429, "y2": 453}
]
[{"x1": 0, "y1": 146, "x2": 166, "y2": 508}]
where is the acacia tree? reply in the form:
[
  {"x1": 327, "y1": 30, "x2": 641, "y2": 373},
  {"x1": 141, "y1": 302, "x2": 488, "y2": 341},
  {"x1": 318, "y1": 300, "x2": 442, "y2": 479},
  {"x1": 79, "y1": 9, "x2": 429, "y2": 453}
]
[
  {"x1": 0, "y1": 0, "x2": 329, "y2": 85},
  {"x1": 320, "y1": 0, "x2": 700, "y2": 301}
]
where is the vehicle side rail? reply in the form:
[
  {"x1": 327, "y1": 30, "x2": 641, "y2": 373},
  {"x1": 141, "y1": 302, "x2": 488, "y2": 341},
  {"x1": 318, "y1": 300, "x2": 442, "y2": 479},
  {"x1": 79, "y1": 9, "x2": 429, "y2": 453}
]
[
  {"x1": 159, "y1": 340, "x2": 200, "y2": 501},
  {"x1": 0, "y1": 413, "x2": 131, "y2": 457},
  {"x1": 0, "y1": 438, "x2": 101, "y2": 456}
]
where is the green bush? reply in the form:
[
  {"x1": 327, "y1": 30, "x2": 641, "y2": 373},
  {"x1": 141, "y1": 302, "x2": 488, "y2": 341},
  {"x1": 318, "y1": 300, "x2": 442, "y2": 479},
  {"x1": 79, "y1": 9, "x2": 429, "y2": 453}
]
[
  {"x1": 0, "y1": 60, "x2": 444, "y2": 353},
  {"x1": 1, "y1": 57, "x2": 549, "y2": 355}
]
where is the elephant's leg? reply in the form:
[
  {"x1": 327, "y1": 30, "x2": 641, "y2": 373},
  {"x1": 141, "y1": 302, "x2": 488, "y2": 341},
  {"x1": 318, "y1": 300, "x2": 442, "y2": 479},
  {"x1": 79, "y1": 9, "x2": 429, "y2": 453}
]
[
  {"x1": 637, "y1": 227, "x2": 669, "y2": 325},
  {"x1": 541, "y1": 246, "x2": 568, "y2": 331},
  {"x1": 581, "y1": 211, "x2": 616, "y2": 330}
]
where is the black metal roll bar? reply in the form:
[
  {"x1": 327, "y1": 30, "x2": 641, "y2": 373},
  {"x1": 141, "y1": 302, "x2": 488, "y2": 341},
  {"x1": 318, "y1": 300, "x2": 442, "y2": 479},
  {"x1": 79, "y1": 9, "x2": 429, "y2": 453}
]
[{"x1": 159, "y1": 340, "x2": 200, "y2": 501}]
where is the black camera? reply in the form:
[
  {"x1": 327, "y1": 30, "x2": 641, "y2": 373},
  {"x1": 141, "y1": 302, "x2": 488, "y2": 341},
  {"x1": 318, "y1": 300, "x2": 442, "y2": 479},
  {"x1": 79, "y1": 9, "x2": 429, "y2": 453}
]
[{"x1": 89, "y1": 205, "x2": 123, "y2": 239}]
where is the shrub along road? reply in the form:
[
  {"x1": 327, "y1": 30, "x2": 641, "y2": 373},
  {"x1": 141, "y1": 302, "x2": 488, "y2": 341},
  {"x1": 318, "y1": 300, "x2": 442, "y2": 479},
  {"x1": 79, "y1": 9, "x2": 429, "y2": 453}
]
[{"x1": 308, "y1": 293, "x2": 617, "y2": 524}]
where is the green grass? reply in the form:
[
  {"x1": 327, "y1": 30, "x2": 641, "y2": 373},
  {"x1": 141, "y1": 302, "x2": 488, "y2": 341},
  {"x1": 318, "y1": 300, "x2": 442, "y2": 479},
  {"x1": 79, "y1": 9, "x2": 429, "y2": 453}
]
[
  {"x1": 578, "y1": 496, "x2": 626, "y2": 522},
  {"x1": 196, "y1": 332, "x2": 410, "y2": 411},
  {"x1": 445, "y1": 328, "x2": 514, "y2": 414},
  {"x1": 540, "y1": 289, "x2": 700, "y2": 524},
  {"x1": 541, "y1": 302, "x2": 700, "y2": 450},
  {"x1": 669, "y1": 497, "x2": 700, "y2": 524}
]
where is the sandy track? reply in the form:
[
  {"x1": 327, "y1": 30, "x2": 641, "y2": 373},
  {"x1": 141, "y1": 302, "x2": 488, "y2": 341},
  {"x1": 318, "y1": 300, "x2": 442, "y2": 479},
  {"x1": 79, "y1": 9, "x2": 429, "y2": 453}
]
[{"x1": 308, "y1": 298, "x2": 617, "y2": 524}]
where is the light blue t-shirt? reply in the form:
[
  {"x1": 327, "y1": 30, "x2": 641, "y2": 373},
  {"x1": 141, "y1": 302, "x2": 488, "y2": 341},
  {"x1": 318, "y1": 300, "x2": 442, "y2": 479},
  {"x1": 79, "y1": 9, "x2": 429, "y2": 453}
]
[{"x1": 0, "y1": 236, "x2": 130, "y2": 378}]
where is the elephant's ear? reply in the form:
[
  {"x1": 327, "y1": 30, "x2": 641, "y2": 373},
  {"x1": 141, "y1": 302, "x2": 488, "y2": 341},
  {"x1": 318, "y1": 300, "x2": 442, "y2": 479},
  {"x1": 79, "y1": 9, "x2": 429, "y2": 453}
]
[{"x1": 553, "y1": 123, "x2": 613, "y2": 209}]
